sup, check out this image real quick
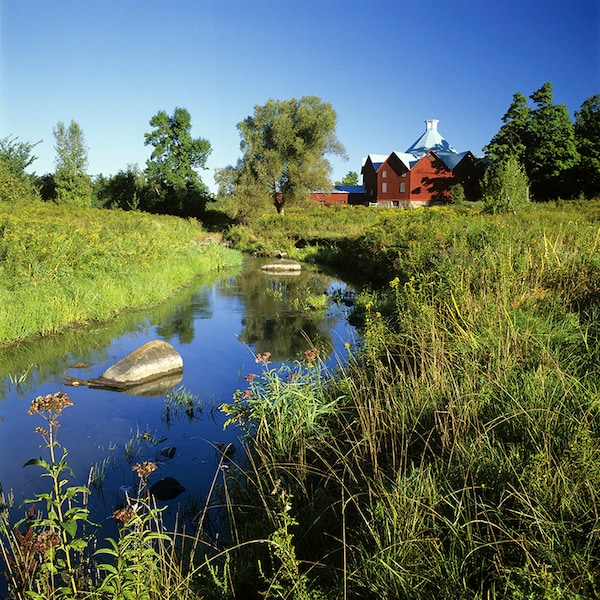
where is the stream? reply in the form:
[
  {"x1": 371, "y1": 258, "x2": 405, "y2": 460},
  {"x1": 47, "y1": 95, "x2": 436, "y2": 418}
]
[{"x1": 0, "y1": 256, "x2": 358, "y2": 531}]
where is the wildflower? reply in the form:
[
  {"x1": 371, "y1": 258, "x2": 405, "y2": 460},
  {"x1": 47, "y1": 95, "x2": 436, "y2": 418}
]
[
  {"x1": 241, "y1": 390, "x2": 252, "y2": 400},
  {"x1": 244, "y1": 373, "x2": 257, "y2": 382},
  {"x1": 255, "y1": 351, "x2": 272, "y2": 365},
  {"x1": 113, "y1": 506, "x2": 136, "y2": 524},
  {"x1": 28, "y1": 392, "x2": 73, "y2": 416},
  {"x1": 389, "y1": 276, "x2": 400, "y2": 289},
  {"x1": 32, "y1": 530, "x2": 61, "y2": 553},
  {"x1": 132, "y1": 461, "x2": 157, "y2": 480},
  {"x1": 304, "y1": 348, "x2": 319, "y2": 362}
]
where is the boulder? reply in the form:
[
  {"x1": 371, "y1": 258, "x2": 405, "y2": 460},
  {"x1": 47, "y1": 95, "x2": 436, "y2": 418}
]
[
  {"x1": 261, "y1": 259, "x2": 302, "y2": 273},
  {"x1": 149, "y1": 477, "x2": 185, "y2": 501},
  {"x1": 87, "y1": 340, "x2": 183, "y2": 391}
]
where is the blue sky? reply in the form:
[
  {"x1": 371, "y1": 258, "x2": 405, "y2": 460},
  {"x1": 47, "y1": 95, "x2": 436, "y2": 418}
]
[{"x1": 1, "y1": 0, "x2": 598, "y2": 191}]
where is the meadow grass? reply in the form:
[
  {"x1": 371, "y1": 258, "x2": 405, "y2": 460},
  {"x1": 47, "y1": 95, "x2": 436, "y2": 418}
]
[
  {"x1": 1, "y1": 200, "x2": 599, "y2": 598},
  {"x1": 0, "y1": 201, "x2": 241, "y2": 345},
  {"x1": 216, "y1": 200, "x2": 600, "y2": 598}
]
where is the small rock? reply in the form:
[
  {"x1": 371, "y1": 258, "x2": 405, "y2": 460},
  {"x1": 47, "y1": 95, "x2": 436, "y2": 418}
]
[{"x1": 149, "y1": 477, "x2": 185, "y2": 501}]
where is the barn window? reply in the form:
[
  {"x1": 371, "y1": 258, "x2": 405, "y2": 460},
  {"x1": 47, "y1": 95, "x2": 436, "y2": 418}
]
[
  {"x1": 400, "y1": 182, "x2": 405, "y2": 193},
  {"x1": 382, "y1": 182, "x2": 387, "y2": 193},
  {"x1": 382, "y1": 170, "x2": 387, "y2": 178}
]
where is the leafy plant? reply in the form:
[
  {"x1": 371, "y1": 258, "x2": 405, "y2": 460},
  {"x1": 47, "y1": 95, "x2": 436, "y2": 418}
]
[
  {"x1": 482, "y1": 155, "x2": 530, "y2": 213},
  {"x1": 0, "y1": 392, "x2": 92, "y2": 598}
]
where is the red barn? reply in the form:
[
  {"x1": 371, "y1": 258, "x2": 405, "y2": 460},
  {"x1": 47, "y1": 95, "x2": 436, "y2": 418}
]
[
  {"x1": 310, "y1": 185, "x2": 367, "y2": 206},
  {"x1": 361, "y1": 119, "x2": 480, "y2": 207}
]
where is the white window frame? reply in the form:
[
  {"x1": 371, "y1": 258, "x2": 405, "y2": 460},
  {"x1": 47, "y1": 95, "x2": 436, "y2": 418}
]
[{"x1": 382, "y1": 182, "x2": 387, "y2": 193}]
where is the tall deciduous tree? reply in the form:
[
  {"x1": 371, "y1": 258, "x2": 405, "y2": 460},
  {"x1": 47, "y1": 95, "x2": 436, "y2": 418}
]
[
  {"x1": 144, "y1": 107, "x2": 212, "y2": 216},
  {"x1": 53, "y1": 120, "x2": 92, "y2": 207},
  {"x1": 574, "y1": 94, "x2": 600, "y2": 198},
  {"x1": 0, "y1": 136, "x2": 41, "y2": 203},
  {"x1": 0, "y1": 135, "x2": 40, "y2": 177},
  {"x1": 483, "y1": 92, "x2": 531, "y2": 164},
  {"x1": 232, "y1": 96, "x2": 346, "y2": 215}
]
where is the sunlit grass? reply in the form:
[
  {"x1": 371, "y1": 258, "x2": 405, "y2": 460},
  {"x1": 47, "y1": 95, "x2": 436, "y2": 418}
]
[
  {"x1": 0, "y1": 201, "x2": 242, "y2": 345},
  {"x1": 1, "y1": 200, "x2": 598, "y2": 598}
]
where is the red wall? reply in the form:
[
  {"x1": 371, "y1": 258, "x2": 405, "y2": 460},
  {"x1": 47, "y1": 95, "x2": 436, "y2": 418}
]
[
  {"x1": 409, "y1": 153, "x2": 455, "y2": 202},
  {"x1": 310, "y1": 192, "x2": 349, "y2": 206},
  {"x1": 375, "y1": 156, "x2": 411, "y2": 203}
]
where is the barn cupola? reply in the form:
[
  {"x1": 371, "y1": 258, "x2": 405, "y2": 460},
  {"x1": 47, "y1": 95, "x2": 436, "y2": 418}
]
[{"x1": 405, "y1": 119, "x2": 457, "y2": 158}]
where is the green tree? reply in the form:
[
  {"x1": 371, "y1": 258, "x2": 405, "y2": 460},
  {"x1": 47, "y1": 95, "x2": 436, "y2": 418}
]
[
  {"x1": 233, "y1": 96, "x2": 347, "y2": 215},
  {"x1": 525, "y1": 82, "x2": 579, "y2": 200},
  {"x1": 215, "y1": 161, "x2": 271, "y2": 225},
  {"x1": 53, "y1": 120, "x2": 92, "y2": 206},
  {"x1": 0, "y1": 136, "x2": 41, "y2": 203},
  {"x1": 0, "y1": 135, "x2": 41, "y2": 176},
  {"x1": 483, "y1": 92, "x2": 531, "y2": 164},
  {"x1": 573, "y1": 94, "x2": 600, "y2": 199},
  {"x1": 144, "y1": 107, "x2": 212, "y2": 216},
  {"x1": 335, "y1": 171, "x2": 359, "y2": 186},
  {"x1": 94, "y1": 164, "x2": 146, "y2": 210},
  {"x1": 482, "y1": 155, "x2": 530, "y2": 214}
]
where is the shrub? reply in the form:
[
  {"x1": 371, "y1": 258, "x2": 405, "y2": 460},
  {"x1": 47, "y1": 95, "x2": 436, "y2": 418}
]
[{"x1": 483, "y1": 155, "x2": 530, "y2": 213}]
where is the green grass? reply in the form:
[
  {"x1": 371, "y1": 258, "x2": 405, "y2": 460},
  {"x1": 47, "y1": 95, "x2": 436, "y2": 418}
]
[
  {"x1": 2, "y1": 200, "x2": 599, "y2": 598},
  {"x1": 0, "y1": 201, "x2": 242, "y2": 345},
  {"x1": 216, "y1": 200, "x2": 600, "y2": 598}
]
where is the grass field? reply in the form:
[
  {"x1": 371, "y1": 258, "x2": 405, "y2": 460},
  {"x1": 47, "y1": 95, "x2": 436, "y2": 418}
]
[
  {"x1": 1, "y1": 199, "x2": 599, "y2": 598},
  {"x1": 0, "y1": 201, "x2": 241, "y2": 346}
]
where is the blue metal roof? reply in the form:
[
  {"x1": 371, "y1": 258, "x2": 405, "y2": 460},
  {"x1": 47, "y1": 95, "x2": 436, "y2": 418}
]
[
  {"x1": 334, "y1": 185, "x2": 365, "y2": 193},
  {"x1": 436, "y1": 151, "x2": 470, "y2": 170}
]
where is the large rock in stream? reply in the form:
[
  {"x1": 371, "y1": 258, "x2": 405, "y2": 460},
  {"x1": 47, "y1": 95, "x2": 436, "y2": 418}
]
[
  {"x1": 261, "y1": 259, "x2": 302, "y2": 274},
  {"x1": 87, "y1": 340, "x2": 183, "y2": 392}
]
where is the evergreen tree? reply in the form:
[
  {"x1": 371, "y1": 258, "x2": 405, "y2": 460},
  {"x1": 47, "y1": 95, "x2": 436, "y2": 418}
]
[
  {"x1": 53, "y1": 120, "x2": 92, "y2": 207},
  {"x1": 573, "y1": 94, "x2": 600, "y2": 198},
  {"x1": 526, "y1": 82, "x2": 579, "y2": 200}
]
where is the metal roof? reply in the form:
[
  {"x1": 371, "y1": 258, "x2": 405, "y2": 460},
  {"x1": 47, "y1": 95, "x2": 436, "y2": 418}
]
[
  {"x1": 334, "y1": 185, "x2": 365, "y2": 193},
  {"x1": 405, "y1": 119, "x2": 457, "y2": 157},
  {"x1": 435, "y1": 150, "x2": 470, "y2": 170}
]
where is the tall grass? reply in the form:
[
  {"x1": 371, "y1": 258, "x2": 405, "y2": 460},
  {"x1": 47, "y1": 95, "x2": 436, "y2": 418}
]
[
  {"x1": 0, "y1": 201, "x2": 241, "y2": 345},
  {"x1": 2, "y1": 201, "x2": 598, "y2": 598},
  {"x1": 216, "y1": 201, "x2": 600, "y2": 598}
]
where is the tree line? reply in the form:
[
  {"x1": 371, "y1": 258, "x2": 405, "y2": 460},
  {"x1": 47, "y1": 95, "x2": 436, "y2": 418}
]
[{"x1": 1, "y1": 84, "x2": 598, "y2": 219}]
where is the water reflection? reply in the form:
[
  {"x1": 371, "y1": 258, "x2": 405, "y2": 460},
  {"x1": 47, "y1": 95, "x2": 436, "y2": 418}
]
[{"x1": 0, "y1": 256, "x2": 357, "y2": 532}]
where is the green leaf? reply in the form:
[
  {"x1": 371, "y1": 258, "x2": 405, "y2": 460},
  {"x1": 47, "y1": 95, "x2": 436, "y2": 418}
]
[{"x1": 23, "y1": 457, "x2": 47, "y2": 469}]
